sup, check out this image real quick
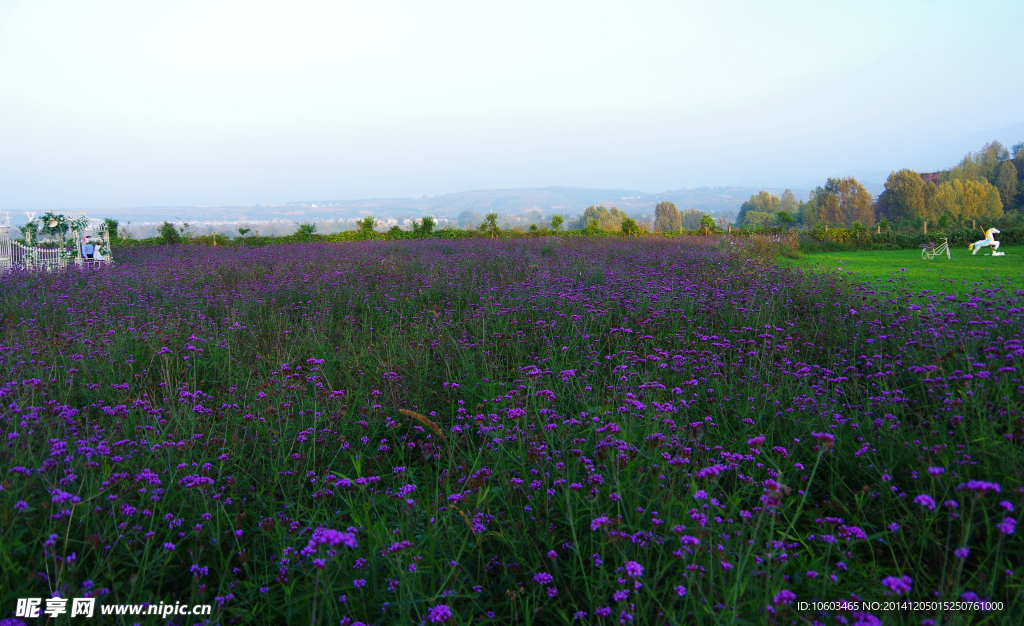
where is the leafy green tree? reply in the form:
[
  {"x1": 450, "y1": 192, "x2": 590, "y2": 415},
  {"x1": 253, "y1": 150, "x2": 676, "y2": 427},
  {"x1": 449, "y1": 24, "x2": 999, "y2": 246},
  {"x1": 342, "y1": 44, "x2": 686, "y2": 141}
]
[
  {"x1": 744, "y1": 212, "x2": 777, "y2": 228},
  {"x1": 1015, "y1": 148, "x2": 1024, "y2": 209},
  {"x1": 653, "y1": 201, "x2": 682, "y2": 232},
  {"x1": 979, "y1": 141, "x2": 1010, "y2": 182},
  {"x1": 237, "y1": 227, "x2": 251, "y2": 237},
  {"x1": 942, "y1": 141, "x2": 1011, "y2": 185},
  {"x1": 411, "y1": 216, "x2": 436, "y2": 236},
  {"x1": 159, "y1": 221, "x2": 181, "y2": 245},
  {"x1": 800, "y1": 195, "x2": 824, "y2": 226},
  {"x1": 680, "y1": 208, "x2": 703, "y2": 230},
  {"x1": 456, "y1": 210, "x2": 482, "y2": 228},
  {"x1": 995, "y1": 161, "x2": 1018, "y2": 209},
  {"x1": 571, "y1": 206, "x2": 626, "y2": 231},
  {"x1": 915, "y1": 183, "x2": 940, "y2": 227},
  {"x1": 803, "y1": 177, "x2": 874, "y2": 227},
  {"x1": 388, "y1": 225, "x2": 403, "y2": 236},
  {"x1": 922, "y1": 181, "x2": 939, "y2": 222},
  {"x1": 620, "y1": 217, "x2": 642, "y2": 236},
  {"x1": 18, "y1": 221, "x2": 39, "y2": 243},
  {"x1": 878, "y1": 169, "x2": 926, "y2": 221},
  {"x1": 479, "y1": 213, "x2": 499, "y2": 238},
  {"x1": 700, "y1": 213, "x2": 715, "y2": 234},
  {"x1": 738, "y1": 191, "x2": 781, "y2": 225},
  {"x1": 103, "y1": 218, "x2": 119, "y2": 240},
  {"x1": 296, "y1": 223, "x2": 318, "y2": 239},
  {"x1": 357, "y1": 216, "x2": 376, "y2": 234},
  {"x1": 777, "y1": 211, "x2": 794, "y2": 229},
  {"x1": 550, "y1": 215, "x2": 564, "y2": 231},
  {"x1": 780, "y1": 189, "x2": 798, "y2": 214}
]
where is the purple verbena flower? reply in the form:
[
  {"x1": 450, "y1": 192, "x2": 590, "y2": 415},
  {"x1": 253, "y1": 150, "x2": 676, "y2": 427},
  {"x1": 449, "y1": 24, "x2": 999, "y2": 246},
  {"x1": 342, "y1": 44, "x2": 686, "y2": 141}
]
[
  {"x1": 773, "y1": 590, "x2": 796, "y2": 605},
  {"x1": 880, "y1": 575, "x2": 912, "y2": 595},
  {"x1": 913, "y1": 494, "x2": 936, "y2": 510},
  {"x1": 426, "y1": 604, "x2": 453, "y2": 623},
  {"x1": 997, "y1": 517, "x2": 1016, "y2": 535},
  {"x1": 957, "y1": 480, "x2": 1001, "y2": 495}
]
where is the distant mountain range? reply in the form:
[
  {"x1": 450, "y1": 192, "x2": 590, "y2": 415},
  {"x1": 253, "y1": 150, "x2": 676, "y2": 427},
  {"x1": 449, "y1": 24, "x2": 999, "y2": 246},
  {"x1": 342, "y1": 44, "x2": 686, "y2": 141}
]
[
  {"x1": 4, "y1": 121, "x2": 1016, "y2": 227},
  {"x1": 292, "y1": 186, "x2": 819, "y2": 220}
]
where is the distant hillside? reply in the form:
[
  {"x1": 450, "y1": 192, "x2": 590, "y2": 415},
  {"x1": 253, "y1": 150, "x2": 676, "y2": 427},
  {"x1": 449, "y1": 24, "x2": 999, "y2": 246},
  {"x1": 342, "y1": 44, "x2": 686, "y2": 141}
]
[
  {"x1": 29, "y1": 185, "x2": 815, "y2": 229},
  {"x1": 287, "y1": 186, "x2": 813, "y2": 221}
]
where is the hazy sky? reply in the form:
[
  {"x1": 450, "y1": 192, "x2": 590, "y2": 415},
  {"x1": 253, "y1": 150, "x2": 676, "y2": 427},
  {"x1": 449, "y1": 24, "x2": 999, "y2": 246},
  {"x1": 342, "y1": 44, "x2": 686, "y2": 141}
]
[{"x1": 1, "y1": 0, "x2": 1022, "y2": 211}]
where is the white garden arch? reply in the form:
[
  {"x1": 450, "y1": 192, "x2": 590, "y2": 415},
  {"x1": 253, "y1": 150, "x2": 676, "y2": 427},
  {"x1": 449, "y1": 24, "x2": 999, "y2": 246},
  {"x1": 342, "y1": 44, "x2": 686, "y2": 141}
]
[{"x1": 0, "y1": 211, "x2": 114, "y2": 272}]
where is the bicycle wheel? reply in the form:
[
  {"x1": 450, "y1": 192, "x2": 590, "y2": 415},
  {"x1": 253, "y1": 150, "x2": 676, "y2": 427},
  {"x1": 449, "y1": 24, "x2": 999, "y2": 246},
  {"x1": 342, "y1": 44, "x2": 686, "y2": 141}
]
[
  {"x1": 921, "y1": 248, "x2": 931, "y2": 260},
  {"x1": 945, "y1": 245, "x2": 950, "y2": 259}
]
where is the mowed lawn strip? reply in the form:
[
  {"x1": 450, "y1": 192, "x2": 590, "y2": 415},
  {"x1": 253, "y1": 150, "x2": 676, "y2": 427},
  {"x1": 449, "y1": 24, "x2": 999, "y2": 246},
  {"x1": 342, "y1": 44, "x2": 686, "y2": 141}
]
[{"x1": 786, "y1": 245, "x2": 1024, "y2": 294}]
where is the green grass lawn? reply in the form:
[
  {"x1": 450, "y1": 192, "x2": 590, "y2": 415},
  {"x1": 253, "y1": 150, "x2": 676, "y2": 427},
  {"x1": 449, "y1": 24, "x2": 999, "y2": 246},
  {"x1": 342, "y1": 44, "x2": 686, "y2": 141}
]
[{"x1": 786, "y1": 244, "x2": 1024, "y2": 294}]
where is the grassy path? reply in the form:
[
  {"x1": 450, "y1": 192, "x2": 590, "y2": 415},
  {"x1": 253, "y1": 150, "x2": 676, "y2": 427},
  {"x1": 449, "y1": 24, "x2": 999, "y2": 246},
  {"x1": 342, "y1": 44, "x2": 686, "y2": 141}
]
[{"x1": 785, "y1": 244, "x2": 1024, "y2": 294}]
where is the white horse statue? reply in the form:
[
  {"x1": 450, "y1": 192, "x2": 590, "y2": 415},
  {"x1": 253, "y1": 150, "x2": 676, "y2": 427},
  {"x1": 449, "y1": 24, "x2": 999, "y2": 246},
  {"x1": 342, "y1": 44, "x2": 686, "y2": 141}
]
[{"x1": 968, "y1": 227, "x2": 1003, "y2": 256}]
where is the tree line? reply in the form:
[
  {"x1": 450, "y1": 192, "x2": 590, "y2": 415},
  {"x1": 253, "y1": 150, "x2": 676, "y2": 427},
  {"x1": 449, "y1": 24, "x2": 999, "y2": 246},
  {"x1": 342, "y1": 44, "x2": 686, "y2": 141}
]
[
  {"x1": 877, "y1": 141, "x2": 1021, "y2": 228},
  {"x1": 736, "y1": 181, "x2": 877, "y2": 230},
  {"x1": 734, "y1": 140, "x2": 1024, "y2": 230}
]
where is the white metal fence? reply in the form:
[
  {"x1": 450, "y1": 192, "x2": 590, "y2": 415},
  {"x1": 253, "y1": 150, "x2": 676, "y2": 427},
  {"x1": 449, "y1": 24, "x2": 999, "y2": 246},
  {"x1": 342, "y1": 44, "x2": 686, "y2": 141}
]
[
  {"x1": 10, "y1": 240, "x2": 66, "y2": 270},
  {"x1": 0, "y1": 227, "x2": 10, "y2": 269}
]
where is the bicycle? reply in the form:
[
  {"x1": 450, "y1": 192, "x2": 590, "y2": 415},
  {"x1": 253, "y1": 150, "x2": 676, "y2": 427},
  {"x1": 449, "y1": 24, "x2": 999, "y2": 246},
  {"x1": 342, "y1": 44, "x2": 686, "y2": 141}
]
[{"x1": 920, "y1": 238, "x2": 950, "y2": 260}]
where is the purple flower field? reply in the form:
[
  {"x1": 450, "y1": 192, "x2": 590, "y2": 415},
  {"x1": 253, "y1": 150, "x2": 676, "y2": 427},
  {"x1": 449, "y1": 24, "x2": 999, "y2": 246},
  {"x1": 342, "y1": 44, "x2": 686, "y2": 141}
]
[{"x1": 1, "y1": 237, "x2": 1021, "y2": 624}]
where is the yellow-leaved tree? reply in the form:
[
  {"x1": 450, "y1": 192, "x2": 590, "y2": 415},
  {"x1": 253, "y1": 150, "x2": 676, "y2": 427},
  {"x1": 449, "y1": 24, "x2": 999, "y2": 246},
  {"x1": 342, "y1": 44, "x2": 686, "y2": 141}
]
[
  {"x1": 802, "y1": 177, "x2": 874, "y2": 227},
  {"x1": 931, "y1": 178, "x2": 1002, "y2": 222}
]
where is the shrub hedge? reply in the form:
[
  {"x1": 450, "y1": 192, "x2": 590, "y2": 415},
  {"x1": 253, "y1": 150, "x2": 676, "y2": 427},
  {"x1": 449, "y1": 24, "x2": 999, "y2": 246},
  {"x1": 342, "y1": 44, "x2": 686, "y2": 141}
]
[
  {"x1": 106, "y1": 222, "x2": 1024, "y2": 253},
  {"x1": 797, "y1": 226, "x2": 1024, "y2": 253}
]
